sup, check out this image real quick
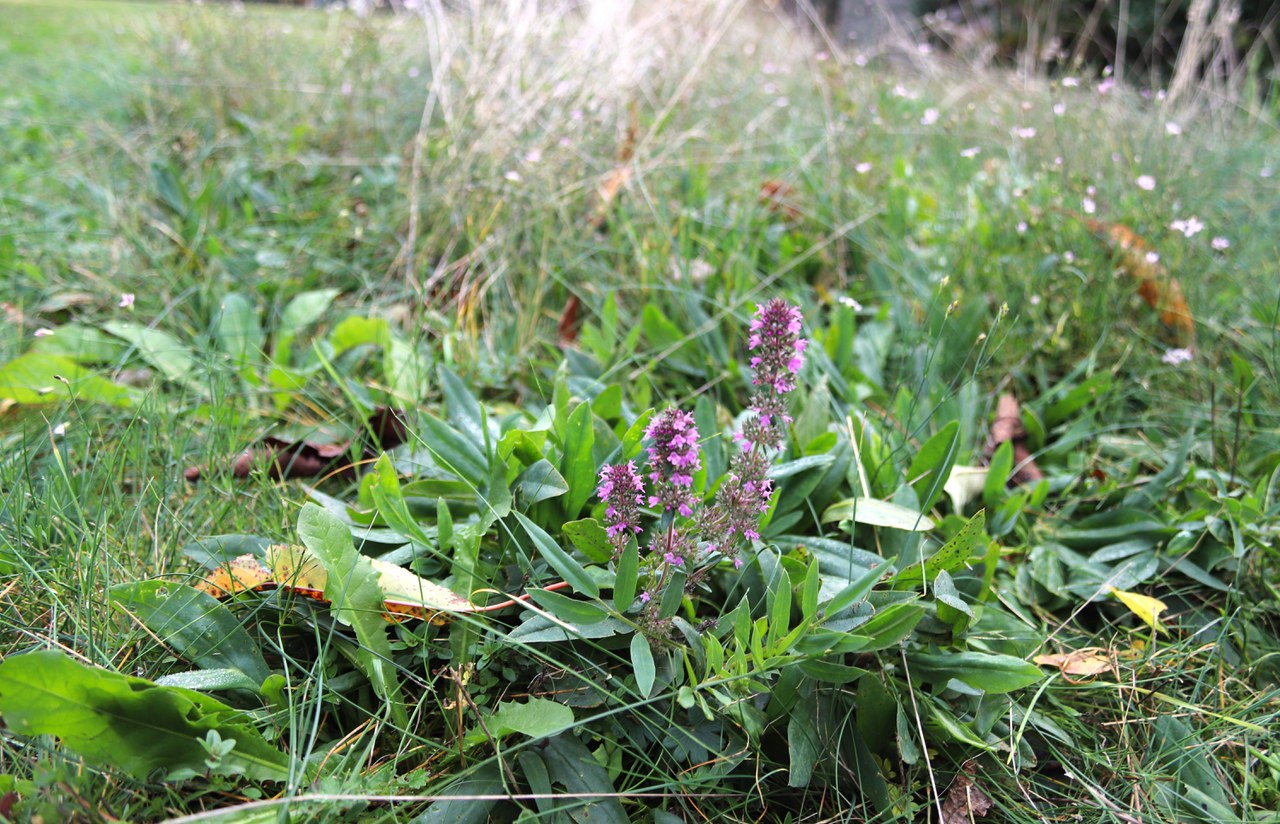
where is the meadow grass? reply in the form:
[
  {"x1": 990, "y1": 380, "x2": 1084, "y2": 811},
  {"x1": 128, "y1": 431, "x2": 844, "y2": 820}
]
[{"x1": 1, "y1": 0, "x2": 1279, "y2": 821}]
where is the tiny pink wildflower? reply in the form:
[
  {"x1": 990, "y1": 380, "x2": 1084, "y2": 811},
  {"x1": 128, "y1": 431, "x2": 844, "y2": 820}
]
[
  {"x1": 118, "y1": 293, "x2": 135, "y2": 308},
  {"x1": 1136, "y1": 175, "x2": 1156, "y2": 191},
  {"x1": 1162, "y1": 348, "x2": 1194, "y2": 366},
  {"x1": 34, "y1": 328, "x2": 54, "y2": 338},
  {"x1": 1211, "y1": 236, "x2": 1230, "y2": 250}
]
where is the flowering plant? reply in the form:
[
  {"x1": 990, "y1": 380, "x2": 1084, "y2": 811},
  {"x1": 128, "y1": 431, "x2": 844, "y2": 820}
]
[{"x1": 596, "y1": 298, "x2": 808, "y2": 636}]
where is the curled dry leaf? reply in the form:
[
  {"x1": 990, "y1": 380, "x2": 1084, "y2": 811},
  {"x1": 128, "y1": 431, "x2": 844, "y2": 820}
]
[
  {"x1": 194, "y1": 544, "x2": 574, "y2": 626},
  {"x1": 984, "y1": 393, "x2": 1044, "y2": 484},
  {"x1": 1033, "y1": 647, "x2": 1116, "y2": 679},
  {"x1": 759, "y1": 179, "x2": 802, "y2": 220},
  {"x1": 184, "y1": 407, "x2": 407, "y2": 483},
  {"x1": 1085, "y1": 218, "x2": 1196, "y2": 345},
  {"x1": 939, "y1": 766, "x2": 994, "y2": 824},
  {"x1": 558, "y1": 295, "x2": 581, "y2": 347},
  {"x1": 585, "y1": 101, "x2": 638, "y2": 230}
]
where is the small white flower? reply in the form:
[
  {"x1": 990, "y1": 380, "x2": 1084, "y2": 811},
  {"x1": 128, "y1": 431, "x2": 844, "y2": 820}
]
[
  {"x1": 1145, "y1": 251, "x2": 1160, "y2": 264},
  {"x1": 1053, "y1": 102, "x2": 1066, "y2": 116},
  {"x1": 1165, "y1": 121, "x2": 1181, "y2": 136},
  {"x1": 1168, "y1": 217, "x2": 1203, "y2": 238},
  {"x1": 920, "y1": 108, "x2": 939, "y2": 126},
  {"x1": 118, "y1": 293, "x2": 135, "y2": 308},
  {"x1": 854, "y1": 53, "x2": 868, "y2": 67},
  {"x1": 1016, "y1": 221, "x2": 1028, "y2": 234},
  {"x1": 854, "y1": 162, "x2": 872, "y2": 174},
  {"x1": 1211, "y1": 236, "x2": 1230, "y2": 250},
  {"x1": 524, "y1": 149, "x2": 542, "y2": 164},
  {"x1": 52, "y1": 422, "x2": 68, "y2": 437},
  {"x1": 816, "y1": 51, "x2": 829, "y2": 62},
  {"x1": 1063, "y1": 76, "x2": 1080, "y2": 87},
  {"x1": 1261, "y1": 167, "x2": 1274, "y2": 178},
  {"x1": 1030, "y1": 295, "x2": 1042, "y2": 306},
  {"x1": 1087, "y1": 185, "x2": 1097, "y2": 195},
  {"x1": 503, "y1": 170, "x2": 521, "y2": 182},
  {"x1": 407, "y1": 66, "x2": 420, "y2": 79},
  {"x1": 34, "y1": 328, "x2": 54, "y2": 338},
  {"x1": 1013, "y1": 126, "x2": 1037, "y2": 139},
  {"x1": 1135, "y1": 175, "x2": 1156, "y2": 191},
  {"x1": 837, "y1": 295, "x2": 863, "y2": 311},
  {"x1": 1097, "y1": 78, "x2": 1115, "y2": 95},
  {"x1": 1162, "y1": 347, "x2": 1194, "y2": 366},
  {"x1": 1082, "y1": 197, "x2": 1097, "y2": 214},
  {"x1": 960, "y1": 146, "x2": 980, "y2": 158},
  {"x1": 1064, "y1": 251, "x2": 1075, "y2": 263}
]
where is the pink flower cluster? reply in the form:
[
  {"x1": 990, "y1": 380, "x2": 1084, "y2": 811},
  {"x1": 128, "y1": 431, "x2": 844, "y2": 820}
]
[
  {"x1": 748, "y1": 299, "x2": 807, "y2": 394},
  {"x1": 644, "y1": 409, "x2": 701, "y2": 518},
  {"x1": 597, "y1": 461, "x2": 644, "y2": 556}
]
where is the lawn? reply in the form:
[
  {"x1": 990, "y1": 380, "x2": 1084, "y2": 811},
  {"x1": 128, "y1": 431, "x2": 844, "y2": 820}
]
[{"x1": 1, "y1": 0, "x2": 1278, "y2": 821}]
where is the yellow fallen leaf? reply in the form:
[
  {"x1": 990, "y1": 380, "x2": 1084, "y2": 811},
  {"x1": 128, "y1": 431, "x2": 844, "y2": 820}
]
[
  {"x1": 1034, "y1": 648, "x2": 1115, "y2": 678},
  {"x1": 1110, "y1": 587, "x2": 1167, "y2": 632}
]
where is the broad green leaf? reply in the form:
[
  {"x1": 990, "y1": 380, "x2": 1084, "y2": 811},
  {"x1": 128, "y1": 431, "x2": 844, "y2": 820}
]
[
  {"x1": 526, "y1": 588, "x2": 609, "y2": 624},
  {"x1": 0, "y1": 650, "x2": 290, "y2": 781},
  {"x1": 822, "y1": 497, "x2": 936, "y2": 531},
  {"x1": 631, "y1": 634, "x2": 656, "y2": 698},
  {"x1": 0, "y1": 352, "x2": 136, "y2": 407},
  {"x1": 561, "y1": 401, "x2": 596, "y2": 518},
  {"x1": 613, "y1": 541, "x2": 638, "y2": 611},
  {"x1": 787, "y1": 686, "x2": 819, "y2": 786},
  {"x1": 1044, "y1": 373, "x2": 1112, "y2": 427},
  {"x1": 562, "y1": 518, "x2": 614, "y2": 564},
  {"x1": 279, "y1": 288, "x2": 340, "y2": 340},
  {"x1": 984, "y1": 440, "x2": 1014, "y2": 507},
  {"x1": 620, "y1": 408, "x2": 655, "y2": 461},
  {"x1": 506, "y1": 614, "x2": 629, "y2": 644},
  {"x1": 420, "y1": 413, "x2": 489, "y2": 486},
  {"x1": 31, "y1": 324, "x2": 127, "y2": 363},
  {"x1": 513, "y1": 459, "x2": 569, "y2": 505},
  {"x1": 515, "y1": 512, "x2": 598, "y2": 598},
  {"x1": 797, "y1": 659, "x2": 868, "y2": 683},
  {"x1": 215, "y1": 293, "x2": 263, "y2": 369},
  {"x1": 438, "y1": 365, "x2": 488, "y2": 450},
  {"x1": 487, "y1": 697, "x2": 574, "y2": 740},
  {"x1": 907, "y1": 650, "x2": 1043, "y2": 693},
  {"x1": 109, "y1": 582, "x2": 270, "y2": 685},
  {"x1": 155, "y1": 668, "x2": 261, "y2": 693},
  {"x1": 413, "y1": 764, "x2": 504, "y2": 824},
  {"x1": 893, "y1": 510, "x2": 987, "y2": 588},
  {"x1": 906, "y1": 421, "x2": 960, "y2": 513},
  {"x1": 541, "y1": 735, "x2": 628, "y2": 824},
  {"x1": 368, "y1": 454, "x2": 434, "y2": 547},
  {"x1": 855, "y1": 602, "x2": 926, "y2": 651},
  {"x1": 297, "y1": 503, "x2": 407, "y2": 726},
  {"x1": 103, "y1": 320, "x2": 201, "y2": 389}
]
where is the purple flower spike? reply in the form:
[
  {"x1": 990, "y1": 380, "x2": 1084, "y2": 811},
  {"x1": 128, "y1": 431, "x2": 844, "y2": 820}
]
[
  {"x1": 645, "y1": 408, "x2": 701, "y2": 517},
  {"x1": 598, "y1": 461, "x2": 645, "y2": 556}
]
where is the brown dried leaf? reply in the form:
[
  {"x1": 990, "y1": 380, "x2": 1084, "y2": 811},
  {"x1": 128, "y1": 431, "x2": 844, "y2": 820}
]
[
  {"x1": 940, "y1": 769, "x2": 994, "y2": 824},
  {"x1": 1034, "y1": 647, "x2": 1116, "y2": 679},
  {"x1": 759, "y1": 179, "x2": 801, "y2": 220},
  {"x1": 558, "y1": 295, "x2": 581, "y2": 347},
  {"x1": 1087, "y1": 218, "x2": 1196, "y2": 345},
  {"x1": 984, "y1": 392, "x2": 1043, "y2": 485},
  {"x1": 185, "y1": 407, "x2": 407, "y2": 482}
]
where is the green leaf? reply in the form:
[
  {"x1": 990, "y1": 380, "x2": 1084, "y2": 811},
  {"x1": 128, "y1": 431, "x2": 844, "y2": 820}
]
[
  {"x1": 893, "y1": 510, "x2": 988, "y2": 588},
  {"x1": 297, "y1": 503, "x2": 406, "y2": 725},
  {"x1": 487, "y1": 697, "x2": 574, "y2": 740},
  {"x1": 541, "y1": 735, "x2": 628, "y2": 824},
  {"x1": 515, "y1": 512, "x2": 599, "y2": 598},
  {"x1": 30, "y1": 324, "x2": 128, "y2": 363},
  {"x1": 102, "y1": 320, "x2": 201, "y2": 390},
  {"x1": 0, "y1": 650, "x2": 290, "y2": 781},
  {"x1": 215, "y1": 293, "x2": 263, "y2": 369},
  {"x1": 855, "y1": 602, "x2": 926, "y2": 652},
  {"x1": 620, "y1": 409, "x2": 655, "y2": 461},
  {"x1": 513, "y1": 459, "x2": 569, "y2": 505},
  {"x1": 526, "y1": 588, "x2": 609, "y2": 624},
  {"x1": 368, "y1": 453, "x2": 434, "y2": 547},
  {"x1": 822, "y1": 497, "x2": 936, "y2": 531},
  {"x1": 786, "y1": 686, "x2": 819, "y2": 786},
  {"x1": 438, "y1": 365, "x2": 488, "y2": 450},
  {"x1": 505, "y1": 614, "x2": 629, "y2": 644},
  {"x1": 907, "y1": 650, "x2": 1043, "y2": 694},
  {"x1": 561, "y1": 401, "x2": 597, "y2": 518},
  {"x1": 420, "y1": 413, "x2": 489, "y2": 486},
  {"x1": 279, "y1": 288, "x2": 340, "y2": 341},
  {"x1": 631, "y1": 634, "x2": 656, "y2": 698},
  {"x1": 562, "y1": 519, "x2": 614, "y2": 564},
  {"x1": 613, "y1": 541, "x2": 639, "y2": 611},
  {"x1": 414, "y1": 764, "x2": 504, "y2": 824},
  {"x1": 0, "y1": 352, "x2": 136, "y2": 407},
  {"x1": 109, "y1": 582, "x2": 270, "y2": 685},
  {"x1": 984, "y1": 440, "x2": 1014, "y2": 507},
  {"x1": 906, "y1": 421, "x2": 960, "y2": 513},
  {"x1": 155, "y1": 668, "x2": 262, "y2": 693}
]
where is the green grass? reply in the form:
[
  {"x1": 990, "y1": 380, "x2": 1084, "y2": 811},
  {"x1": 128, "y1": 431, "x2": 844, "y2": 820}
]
[{"x1": 1, "y1": 0, "x2": 1279, "y2": 821}]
